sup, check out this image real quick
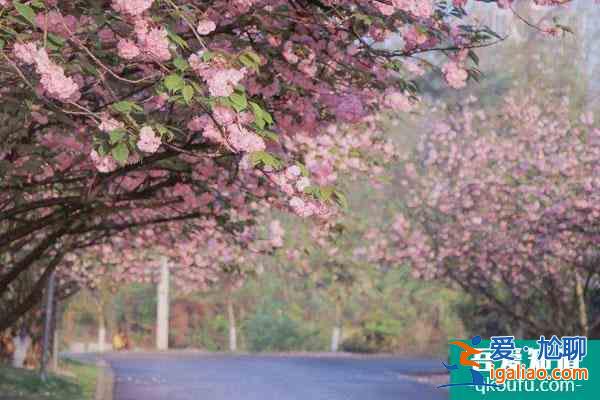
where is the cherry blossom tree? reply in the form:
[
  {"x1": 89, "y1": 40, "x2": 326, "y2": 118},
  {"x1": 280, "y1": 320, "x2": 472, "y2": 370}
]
[
  {"x1": 369, "y1": 89, "x2": 600, "y2": 337},
  {"x1": 0, "y1": 0, "x2": 569, "y2": 329}
]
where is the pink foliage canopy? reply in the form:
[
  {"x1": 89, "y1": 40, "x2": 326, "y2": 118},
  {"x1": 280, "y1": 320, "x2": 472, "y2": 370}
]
[
  {"x1": 0, "y1": 0, "x2": 571, "y2": 314},
  {"x1": 364, "y1": 91, "x2": 600, "y2": 334}
]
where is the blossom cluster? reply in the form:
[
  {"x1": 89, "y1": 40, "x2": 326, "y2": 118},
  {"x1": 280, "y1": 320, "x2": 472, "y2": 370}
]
[
  {"x1": 90, "y1": 149, "x2": 118, "y2": 173},
  {"x1": 111, "y1": 0, "x2": 154, "y2": 17},
  {"x1": 117, "y1": 19, "x2": 171, "y2": 62},
  {"x1": 137, "y1": 126, "x2": 162, "y2": 153},
  {"x1": 442, "y1": 62, "x2": 469, "y2": 89},
  {"x1": 13, "y1": 42, "x2": 80, "y2": 101},
  {"x1": 192, "y1": 106, "x2": 266, "y2": 154},
  {"x1": 189, "y1": 53, "x2": 247, "y2": 97},
  {"x1": 375, "y1": 0, "x2": 434, "y2": 18}
]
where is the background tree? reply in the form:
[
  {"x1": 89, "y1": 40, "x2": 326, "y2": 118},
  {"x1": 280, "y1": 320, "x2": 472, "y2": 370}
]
[{"x1": 373, "y1": 87, "x2": 600, "y2": 337}]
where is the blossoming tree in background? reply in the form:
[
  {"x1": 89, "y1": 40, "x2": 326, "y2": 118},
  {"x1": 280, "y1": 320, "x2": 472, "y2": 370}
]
[
  {"x1": 0, "y1": 0, "x2": 570, "y2": 330},
  {"x1": 367, "y1": 90, "x2": 600, "y2": 337}
]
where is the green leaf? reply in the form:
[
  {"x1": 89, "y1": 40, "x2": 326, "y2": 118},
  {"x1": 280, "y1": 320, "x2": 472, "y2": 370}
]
[
  {"x1": 217, "y1": 97, "x2": 233, "y2": 109},
  {"x1": 47, "y1": 33, "x2": 66, "y2": 48},
  {"x1": 319, "y1": 186, "x2": 334, "y2": 202},
  {"x1": 250, "y1": 151, "x2": 283, "y2": 169},
  {"x1": 189, "y1": 81, "x2": 203, "y2": 93},
  {"x1": 249, "y1": 101, "x2": 272, "y2": 126},
  {"x1": 333, "y1": 190, "x2": 349, "y2": 210},
  {"x1": 254, "y1": 116, "x2": 266, "y2": 130},
  {"x1": 255, "y1": 128, "x2": 278, "y2": 142},
  {"x1": 108, "y1": 129, "x2": 126, "y2": 145},
  {"x1": 111, "y1": 143, "x2": 129, "y2": 164},
  {"x1": 246, "y1": 51, "x2": 261, "y2": 65},
  {"x1": 112, "y1": 101, "x2": 136, "y2": 114},
  {"x1": 468, "y1": 50, "x2": 479, "y2": 66},
  {"x1": 173, "y1": 57, "x2": 189, "y2": 71},
  {"x1": 262, "y1": 110, "x2": 273, "y2": 125},
  {"x1": 97, "y1": 144, "x2": 107, "y2": 157},
  {"x1": 131, "y1": 103, "x2": 144, "y2": 113},
  {"x1": 14, "y1": 1, "x2": 37, "y2": 26},
  {"x1": 303, "y1": 185, "x2": 319, "y2": 197},
  {"x1": 202, "y1": 51, "x2": 214, "y2": 62},
  {"x1": 182, "y1": 85, "x2": 194, "y2": 104},
  {"x1": 229, "y1": 92, "x2": 247, "y2": 112},
  {"x1": 80, "y1": 58, "x2": 99, "y2": 77},
  {"x1": 296, "y1": 162, "x2": 309, "y2": 177},
  {"x1": 0, "y1": 39, "x2": 5, "y2": 50},
  {"x1": 164, "y1": 74, "x2": 185, "y2": 92},
  {"x1": 249, "y1": 102, "x2": 264, "y2": 128},
  {"x1": 239, "y1": 51, "x2": 261, "y2": 71},
  {"x1": 167, "y1": 29, "x2": 189, "y2": 49}
]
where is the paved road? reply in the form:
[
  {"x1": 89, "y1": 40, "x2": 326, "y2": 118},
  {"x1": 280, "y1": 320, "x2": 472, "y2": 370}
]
[{"x1": 105, "y1": 353, "x2": 448, "y2": 400}]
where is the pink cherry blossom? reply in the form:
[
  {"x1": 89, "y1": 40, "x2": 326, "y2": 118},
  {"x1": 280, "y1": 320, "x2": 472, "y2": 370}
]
[
  {"x1": 137, "y1": 126, "x2": 161, "y2": 153},
  {"x1": 99, "y1": 117, "x2": 124, "y2": 132},
  {"x1": 228, "y1": 124, "x2": 265, "y2": 153},
  {"x1": 384, "y1": 90, "x2": 414, "y2": 112},
  {"x1": 13, "y1": 42, "x2": 38, "y2": 64},
  {"x1": 112, "y1": 0, "x2": 153, "y2": 16},
  {"x1": 207, "y1": 68, "x2": 246, "y2": 97},
  {"x1": 18, "y1": 45, "x2": 81, "y2": 101},
  {"x1": 90, "y1": 149, "x2": 118, "y2": 173},
  {"x1": 137, "y1": 25, "x2": 171, "y2": 61},
  {"x1": 117, "y1": 39, "x2": 141, "y2": 59},
  {"x1": 197, "y1": 19, "x2": 216, "y2": 35},
  {"x1": 187, "y1": 116, "x2": 206, "y2": 132},
  {"x1": 442, "y1": 62, "x2": 469, "y2": 89}
]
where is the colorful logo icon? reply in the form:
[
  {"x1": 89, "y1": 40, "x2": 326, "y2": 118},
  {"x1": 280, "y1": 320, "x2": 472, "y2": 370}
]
[{"x1": 439, "y1": 335, "x2": 501, "y2": 389}]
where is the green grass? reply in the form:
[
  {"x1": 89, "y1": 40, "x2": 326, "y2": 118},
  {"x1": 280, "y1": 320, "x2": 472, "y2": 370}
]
[{"x1": 0, "y1": 359, "x2": 97, "y2": 400}]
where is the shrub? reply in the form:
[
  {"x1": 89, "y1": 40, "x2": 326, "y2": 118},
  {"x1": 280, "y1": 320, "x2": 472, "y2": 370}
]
[{"x1": 244, "y1": 303, "x2": 318, "y2": 352}]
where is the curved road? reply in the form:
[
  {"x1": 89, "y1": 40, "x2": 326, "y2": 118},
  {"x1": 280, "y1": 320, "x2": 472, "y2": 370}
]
[{"x1": 104, "y1": 353, "x2": 448, "y2": 400}]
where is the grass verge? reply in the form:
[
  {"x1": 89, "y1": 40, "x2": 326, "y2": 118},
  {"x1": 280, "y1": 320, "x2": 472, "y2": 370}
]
[{"x1": 0, "y1": 359, "x2": 98, "y2": 400}]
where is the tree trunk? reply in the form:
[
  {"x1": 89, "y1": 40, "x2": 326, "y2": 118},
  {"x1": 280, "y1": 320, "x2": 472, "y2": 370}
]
[
  {"x1": 0, "y1": 254, "x2": 63, "y2": 332},
  {"x1": 330, "y1": 298, "x2": 342, "y2": 352},
  {"x1": 575, "y1": 272, "x2": 589, "y2": 336},
  {"x1": 227, "y1": 295, "x2": 237, "y2": 352},
  {"x1": 40, "y1": 270, "x2": 56, "y2": 381},
  {"x1": 51, "y1": 329, "x2": 59, "y2": 372}
]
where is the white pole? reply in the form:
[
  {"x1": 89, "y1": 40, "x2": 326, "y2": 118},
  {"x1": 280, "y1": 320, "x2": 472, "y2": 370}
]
[
  {"x1": 156, "y1": 257, "x2": 170, "y2": 351},
  {"x1": 330, "y1": 327, "x2": 341, "y2": 353},
  {"x1": 227, "y1": 296, "x2": 237, "y2": 352},
  {"x1": 330, "y1": 298, "x2": 342, "y2": 353},
  {"x1": 98, "y1": 319, "x2": 106, "y2": 353}
]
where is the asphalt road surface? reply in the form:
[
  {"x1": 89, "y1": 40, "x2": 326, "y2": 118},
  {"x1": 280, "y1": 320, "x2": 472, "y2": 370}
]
[{"x1": 105, "y1": 353, "x2": 448, "y2": 400}]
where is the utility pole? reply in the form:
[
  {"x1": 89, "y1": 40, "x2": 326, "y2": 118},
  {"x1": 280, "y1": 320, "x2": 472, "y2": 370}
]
[
  {"x1": 40, "y1": 271, "x2": 56, "y2": 381},
  {"x1": 226, "y1": 293, "x2": 237, "y2": 352},
  {"x1": 156, "y1": 257, "x2": 170, "y2": 351},
  {"x1": 330, "y1": 298, "x2": 342, "y2": 353}
]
